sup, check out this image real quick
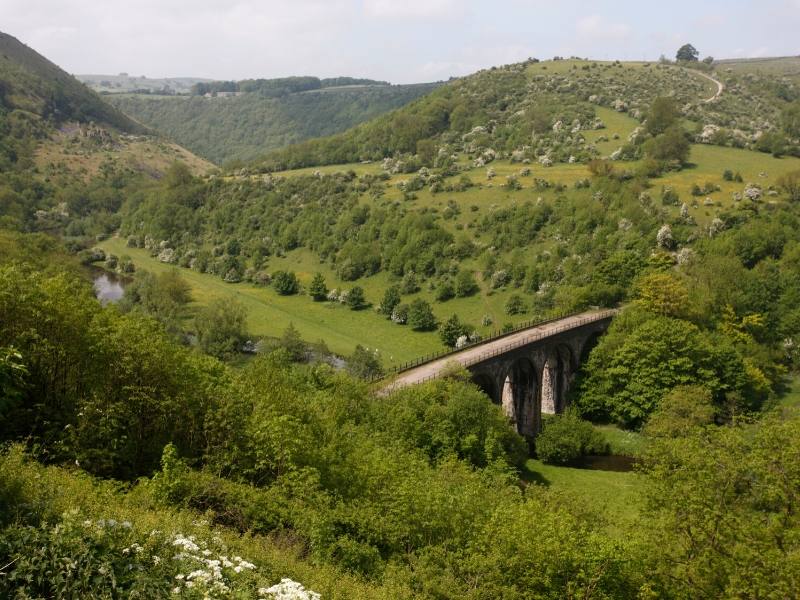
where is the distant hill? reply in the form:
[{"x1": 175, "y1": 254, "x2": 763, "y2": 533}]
[
  {"x1": 77, "y1": 73, "x2": 213, "y2": 95},
  {"x1": 0, "y1": 32, "x2": 143, "y2": 133},
  {"x1": 252, "y1": 57, "x2": 799, "y2": 172},
  {"x1": 0, "y1": 31, "x2": 212, "y2": 180},
  {"x1": 106, "y1": 81, "x2": 441, "y2": 164}
]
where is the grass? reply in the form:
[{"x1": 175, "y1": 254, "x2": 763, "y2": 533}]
[
  {"x1": 595, "y1": 424, "x2": 645, "y2": 457},
  {"x1": 36, "y1": 130, "x2": 214, "y2": 181},
  {"x1": 650, "y1": 144, "x2": 800, "y2": 225},
  {"x1": 774, "y1": 375, "x2": 800, "y2": 418},
  {"x1": 100, "y1": 237, "x2": 445, "y2": 365},
  {"x1": 522, "y1": 458, "x2": 642, "y2": 537}
]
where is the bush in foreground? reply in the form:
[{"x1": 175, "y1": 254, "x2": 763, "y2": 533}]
[{"x1": 535, "y1": 412, "x2": 608, "y2": 464}]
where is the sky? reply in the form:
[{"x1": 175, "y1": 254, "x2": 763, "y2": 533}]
[{"x1": 2, "y1": 0, "x2": 799, "y2": 84}]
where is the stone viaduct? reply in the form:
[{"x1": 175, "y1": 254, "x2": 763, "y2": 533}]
[{"x1": 385, "y1": 310, "x2": 615, "y2": 438}]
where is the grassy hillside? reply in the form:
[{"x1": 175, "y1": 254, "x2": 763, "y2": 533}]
[
  {"x1": 250, "y1": 57, "x2": 797, "y2": 173},
  {"x1": 0, "y1": 32, "x2": 142, "y2": 133},
  {"x1": 108, "y1": 82, "x2": 440, "y2": 164}
]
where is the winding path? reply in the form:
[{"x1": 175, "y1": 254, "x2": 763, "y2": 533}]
[{"x1": 693, "y1": 69, "x2": 724, "y2": 103}]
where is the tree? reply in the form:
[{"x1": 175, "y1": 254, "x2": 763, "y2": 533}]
[
  {"x1": 535, "y1": 412, "x2": 608, "y2": 464},
  {"x1": 272, "y1": 270, "x2": 299, "y2": 295},
  {"x1": 278, "y1": 322, "x2": 306, "y2": 362},
  {"x1": 347, "y1": 345, "x2": 383, "y2": 379},
  {"x1": 634, "y1": 272, "x2": 690, "y2": 318},
  {"x1": 643, "y1": 385, "x2": 715, "y2": 438},
  {"x1": 676, "y1": 44, "x2": 699, "y2": 62},
  {"x1": 504, "y1": 294, "x2": 526, "y2": 316},
  {"x1": 345, "y1": 286, "x2": 368, "y2": 310},
  {"x1": 781, "y1": 100, "x2": 800, "y2": 138},
  {"x1": 645, "y1": 97, "x2": 680, "y2": 136},
  {"x1": 777, "y1": 170, "x2": 800, "y2": 202},
  {"x1": 194, "y1": 298, "x2": 248, "y2": 359},
  {"x1": 641, "y1": 418, "x2": 800, "y2": 597},
  {"x1": 308, "y1": 273, "x2": 328, "y2": 301},
  {"x1": 574, "y1": 312, "x2": 763, "y2": 427},
  {"x1": 408, "y1": 299, "x2": 437, "y2": 331},
  {"x1": 455, "y1": 270, "x2": 479, "y2": 297},
  {"x1": 378, "y1": 285, "x2": 401, "y2": 316},
  {"x1": 644, "y1": 125, "x2": 691, "y2": 165},
  {"x1": 120, "y1": 269, "x2": 192, "y2": 336},
  {"x1": 435, "y1": 280, "x2": 455, "y2": 302},
  {"x1": 440, "y1": 314, "x2": 469, "y2": 347}
]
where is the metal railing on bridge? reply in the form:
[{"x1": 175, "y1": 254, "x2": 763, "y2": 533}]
[{"x1": 372, "y1": 308, "x2": 616, "y2": 384}]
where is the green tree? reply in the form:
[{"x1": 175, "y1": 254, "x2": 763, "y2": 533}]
[
  {"x1": 272, "y1": 270, "x2": 299, "y2": 295},
  {"x1": 408, "y1": 299, "x2": 436, "y2": 331},
  {"x1": 439, "y1": 314, "x2": 469, "y2": 348},
  {"x1": 194, "y1": 298, "x2": 248, "y2": 359},
  {"x1": 777, "y1": 170, "x2": 800, "y2": 202},
  {"x1": 535, "y1": 412, "x2": 608, "y2": 464},
  {"x1": 645, "y1": 97, "x2": 680, "y2": 136},
  {"x1": 455, "y1": 270, "x2": 479, "y2": 297},
  {"x1": 634, "y1": 272, "x2": 690, "y2": 318},
  {"x1": 435, "y1": 279, "x2": 455, "y2": 302},
  {"x1": 347, "y1": 345, "x2": 383, "y2": 380},
  {"x1": 676, "y1": 43, "x2": 699, "y2": 62},
  {"x1": 120, "y1": 269, "x2": 192, "y2": 336},
  {"x1": 781, "y1": 100, "x2": 800, "y2": 138},
  {"x1": 575, "y1": 312, "x2": 761, "y2": 427},
  {"x1": 308, "y1": 272, "x2": 328, "y2": 301},
  {"x1": 641, "y1": 418, "x2": 800, "y2": 597},
  {"x1": 378, "y1": 285, "x2": 401, "y2": 316},
  {"x1": 643, "y1": 385, "x2": 715, "y2": 438},
  {"x1": 345, "y1": 286, "x2": 368, "y2": 310},
  {"x1": 644, "y1": 125, "x2": 691, "y2": 165},
  {"x1": 278, "y1": 322, "x2": 306, "y2": 362},
  {"x1": 504, "y1": 294, "x2": 526, "y2": 316}
]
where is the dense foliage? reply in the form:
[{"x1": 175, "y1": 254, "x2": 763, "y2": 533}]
[{"x1": 109, "y1": 82, "x2": 439, "y2": 164}]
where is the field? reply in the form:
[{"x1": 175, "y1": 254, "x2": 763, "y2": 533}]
[
  {"x1": 184, "y1": 133, "x2": 800, "y2": 362},
  {"x1": 523, "y1": 458, "x2": 643, "y2": 537}
]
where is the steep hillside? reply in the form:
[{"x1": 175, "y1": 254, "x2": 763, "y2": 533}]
[
  {"x1": 106, "y1": 81, "x2": 440, "y2": 164},
  {"x1": 0, "y1": 32, "x2": 142, "y2": 133},
  {"x1": 0, "y1": 31, "x2": 213, "y2": 182},
  {"x1": 253, "y1": 58, "x2": 798, "y2": 172}
]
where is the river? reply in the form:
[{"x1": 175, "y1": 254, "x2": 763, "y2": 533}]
[{"x1": 90, "y1": 267, "x2": 129, "y2": 304}]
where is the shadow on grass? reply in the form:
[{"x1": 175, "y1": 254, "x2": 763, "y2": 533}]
[{"x1": 519, "y1": 464, "x2": 551, "y2": 487}]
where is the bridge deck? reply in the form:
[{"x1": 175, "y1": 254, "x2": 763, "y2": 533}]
[{"x1": 384, "y1": 309, "x2": 615, "y2": 392}]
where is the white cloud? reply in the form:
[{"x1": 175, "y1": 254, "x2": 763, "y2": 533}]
[{"x1": 363, "y1": 0, "x2": 458, "y2": 18}]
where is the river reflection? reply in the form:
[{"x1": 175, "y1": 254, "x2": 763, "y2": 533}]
[{"x1": 90, "y1": 267, "x2": 128, "y2": 304}]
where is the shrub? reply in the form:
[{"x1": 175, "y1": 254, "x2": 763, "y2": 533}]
[
  {"x1": 272, "y1": 270, "x2": 299, "y2": 295},
  {"x1": 308, "y1": 273, "x2": 328, "y2": 301},
  {"x1": 455, "y1": 270, "x2": 479, "y2": 297},
  {"x1": 440, "y1": 314, "x2": 470, "y2": 348},
  {"x1": 435, "y1": 280, "x2": 455, "y2": 302},
  {"x1": 345, "y1": 286, "x2": 368, "y2": 310},
  {"x1": 505, "y1": 294, "x2": 526, "y2": 315},
  {"x1": 347, "y1": 345, "x2": 383, "y2": 380},
  {"x1": 408, "y1": 299, "x2": 436, "y2": 331},
  {"x1": 536, "y1": 412, "x2": 608, "y2": 464},
  {"x1": 378, "y1": 285, "x2": 401, "y2": 316}
]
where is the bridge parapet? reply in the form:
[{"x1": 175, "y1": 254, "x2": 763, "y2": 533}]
[{"x1": 382, "y1": 309, "x2": 617, "y2": 437}]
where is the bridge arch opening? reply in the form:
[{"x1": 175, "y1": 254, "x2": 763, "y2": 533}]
[
  {"x1": 471, "y1": 373, "x2": 499, "y2": 404},
  {"x1": 541, "y1": 345, "x2": 575, "y2": 414},
  {"x1": 501, "y1": 358, "x2": 537, "y2": 435}
]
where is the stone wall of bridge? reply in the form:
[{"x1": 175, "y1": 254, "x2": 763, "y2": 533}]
[{"x1": 466, "y1": 319, "x2": 609, "y2": 438}]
